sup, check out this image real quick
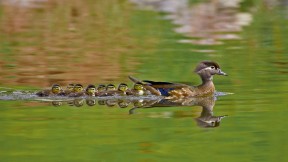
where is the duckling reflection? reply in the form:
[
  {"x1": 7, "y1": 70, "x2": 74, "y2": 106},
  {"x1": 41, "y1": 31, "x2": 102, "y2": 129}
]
[
  {"x1": 51, "y1": 101, "x2": 63, "y2": 107},
  {"x1": 86, "y1": 98, "x2": 96, "y2": 106},
  {"x1": 45, "y1": 96, "x2": 227, "y2": 127},
  {"x1": 118, "y1": 100, "x2": 131, "y2": 108},
  {"x1": 98, "y1": 99, "x2": 106, "y2": 105},
  {"x1": 73, "y1": 98, "x2": 85, "y2": 107},
  {"x1": 105, "y1": 99, "x2": 118, "y2": 107}
]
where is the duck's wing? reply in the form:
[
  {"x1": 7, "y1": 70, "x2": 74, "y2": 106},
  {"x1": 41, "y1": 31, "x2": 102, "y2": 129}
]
[
  {"x1": 142, "y1": 80, "x2": 174, "y2": 85},
  {"x1": 128, "y1": 76, "x2": 189, "y2": 88},
  {"x1": 128, "y1": 76, "x2": 191, "y2": 96}
]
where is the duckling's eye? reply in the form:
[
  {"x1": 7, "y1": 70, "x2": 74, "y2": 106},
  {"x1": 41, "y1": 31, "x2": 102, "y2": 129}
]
[{"x1": 211, "y1": 66, "x2": 215, "y2": 69}]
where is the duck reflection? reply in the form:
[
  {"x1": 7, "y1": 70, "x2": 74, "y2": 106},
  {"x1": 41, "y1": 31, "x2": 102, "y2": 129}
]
[
  {"x1": 129, "y1": 97, "x2": 227, "y2": 128},
  {"x1": 49, "y1": 96, "x2": 226, "y2": 128}
]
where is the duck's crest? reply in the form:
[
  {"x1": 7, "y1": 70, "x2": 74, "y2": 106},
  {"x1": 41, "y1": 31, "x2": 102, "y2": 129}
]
[{"x1": 195, "y1": 61, "x2": 220, "y2": 72}]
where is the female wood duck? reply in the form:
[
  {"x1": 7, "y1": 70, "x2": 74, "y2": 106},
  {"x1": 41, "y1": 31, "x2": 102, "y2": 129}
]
[
  {"x1": 128, "y1": 61, "x2": 227, "y2": 98},
  {"x1": 36, "y1": 84, "x2": 63, "y2": 97}
]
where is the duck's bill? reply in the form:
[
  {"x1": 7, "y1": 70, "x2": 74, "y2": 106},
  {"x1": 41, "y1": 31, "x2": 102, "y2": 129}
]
[{"x1": 218, "y1": 69, "x2": 228, "y2": 76}]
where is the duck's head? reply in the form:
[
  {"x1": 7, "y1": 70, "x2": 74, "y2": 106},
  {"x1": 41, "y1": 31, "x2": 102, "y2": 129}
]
[
  {"x1": 66, "y1": 84, "x2": 75, "y2": 91},
  {"x1": 51, "y1": 84, "x2": 62, "y2": 94},
  {"x1": 86, "y1": 84, "x2": 96, "y2": 96},
  {"x1": 73, "y1": 84, "x2": 84, "y2": 92},
  {"x1": 195, "y1": 61, "x2": 227, "y2": 81},
  {"x1": 118, "y1": 83, "x2": 128, "y2": 92},
  {"x1": 97, "y1": 84, "x2": 106, "y2": 92},
  {"x1": 134, "y1": 83, "x2": 144, "y2": 91},
  {"x1": 106, "y1": 84, "x2": 116, "y2": 91}
]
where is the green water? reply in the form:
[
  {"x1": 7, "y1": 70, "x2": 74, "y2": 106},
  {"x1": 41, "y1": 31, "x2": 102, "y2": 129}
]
[{"x1": 0, "y1": 0, "x2": 288, "y2": 162}]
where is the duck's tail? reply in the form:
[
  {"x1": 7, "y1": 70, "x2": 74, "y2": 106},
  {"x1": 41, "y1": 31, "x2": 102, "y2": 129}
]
[
  {"x1": 128, "y1": 76, "x2": 144, "y2": 84},
  {"x1": 128, "y1": 76, "x2": 161, "y2": 96}
]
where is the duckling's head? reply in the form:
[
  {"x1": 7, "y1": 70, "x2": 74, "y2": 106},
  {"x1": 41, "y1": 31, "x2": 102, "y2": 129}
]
[
  {"x1": 97, "y1": 84, "x2": 106, "y2": 92},
  {"x1": 66, "y1": 84, "x2": 75, "y2": 91},
  {"x1": 86, "y1": 84, "x2": 96, "y2": 96},
  {"x1": 73, "y1": 84, "x2": 84, "y2": 92},
  {"x1": 51, "y1": 84, "x2": 62, "y2": 94},
  {"x1": 195, "y1": 61, "x2": 227, "y2": 80},
  {"x1": 118, "y1": 83, "x2": 128, "y2": 92},
  {"x1": 134, "y1": 83, "x2": 144, "y2": 91},
  {"x1": 106, "y1": 84, "x2": 116, "y2": 91}
]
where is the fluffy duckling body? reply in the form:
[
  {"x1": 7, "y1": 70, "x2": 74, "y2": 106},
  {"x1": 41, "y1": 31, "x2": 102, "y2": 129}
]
[
  {"x1": 62, "y1": 83, "x2": 75, "y2": 96},
  {"x1": 95, "y1": 84, "x2": 106, "y2": 96},
  {"x1": 68, "y1": 84, "x2": 84, "y2": 97},
  {"x1": 101, "y1": 83, "x2": 129, "y2": 96},
  {"x1": 126, "y1": 83, "x2": 145, "y2": 96},
  {"x1": 36, "y1": 84, "x2": 63, "y2": 97},
  {"x1": 85, "y1": 84, "x2": 96, "y2": 97},
  {"x1": 97, "y1": 84, "x2": 117, "y2": 96}
]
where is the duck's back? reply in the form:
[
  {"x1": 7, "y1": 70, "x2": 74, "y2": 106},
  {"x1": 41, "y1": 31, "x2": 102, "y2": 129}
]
[
  {"x1": 144, "y1": 80, "x2": 215, "y2": 98},
  {"x1": 143, "y1": 80, "x2": 194, "y2": 97}
]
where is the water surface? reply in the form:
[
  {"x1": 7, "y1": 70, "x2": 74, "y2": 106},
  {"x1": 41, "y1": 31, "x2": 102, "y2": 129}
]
[{"x1": 0, "y1": 0, "x2": 288, "y2": 161}]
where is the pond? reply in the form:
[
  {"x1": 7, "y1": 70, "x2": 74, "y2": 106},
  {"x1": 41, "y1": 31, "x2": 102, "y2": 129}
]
[{"x1": 0, "y1": 0, "x2": 287, "y2": 161}]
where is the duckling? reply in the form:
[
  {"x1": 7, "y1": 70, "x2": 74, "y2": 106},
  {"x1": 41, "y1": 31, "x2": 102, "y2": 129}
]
[
  {"x1": 85, "y1": 84, "x2": 96, "y2": 96},
  {"x1": 118, "y1": 83, "x2": 129, "y2": 94},
  {"x1": 102, "y1": 83, "x2": 129, "y2": 96},
  {"x1": 62, "y1": 83, "x2": 75, "y2": 96},
  {"x1": 36, "y1": 84, "x2": 63, "y2": 97},
  {"x1": 126, "y1": 83, "x2": 145, "y2": 96},
  {"x1": 106, "y1": 84, "x2": 116, "y2": 91},
  {"x1": 128, "y1": 61, "x2": 227, "y2": 98},
  {"x1": 95, "y1": 84, "x2": 106, "y2": 96},
  {"x1": 97, "y1": 84, "x2": 117, "y2": 96},
  {"x1": 68, "y1": 84, "x2": 84, "y2": 97}
]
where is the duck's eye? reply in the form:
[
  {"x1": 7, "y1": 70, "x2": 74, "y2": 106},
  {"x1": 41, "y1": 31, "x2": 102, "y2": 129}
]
[{"x1": 211, "y1": 66, "x2": 215, "y2": 69}]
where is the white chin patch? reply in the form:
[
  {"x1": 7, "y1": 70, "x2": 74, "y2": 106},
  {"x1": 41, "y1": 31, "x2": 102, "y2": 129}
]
[{"x1": 139, "y1": 91, "x2": 144, "y2": 95}]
